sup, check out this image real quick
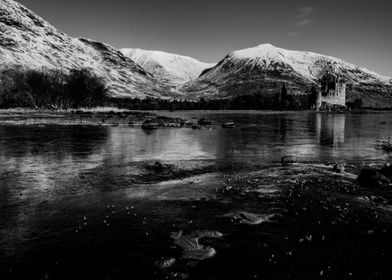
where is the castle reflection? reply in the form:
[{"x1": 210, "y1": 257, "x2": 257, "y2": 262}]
[{"x1": 316, "y1": 113, "x2": 346, "y2": 147}]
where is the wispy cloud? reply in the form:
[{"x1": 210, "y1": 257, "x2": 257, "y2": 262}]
[
  {"x1": 286, "y1": 31, "x2": 299, "y2": 38},
  {"x1": 298, "y1": 6, "x2": 313, "y2": 20},
  {"x1": 286, "y1": 6, "x2": 314, "y2": 37}
]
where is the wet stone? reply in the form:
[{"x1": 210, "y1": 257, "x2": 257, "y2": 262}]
[
  {"x1": 357, "y1": 168, "x2": 391, "y2": 189},
  {"x1": 281, "y1": 156, "x2": 297, "y2": 166},
  {"x1": 170, "y1": 230, "x2": 222, "y2": 261}
]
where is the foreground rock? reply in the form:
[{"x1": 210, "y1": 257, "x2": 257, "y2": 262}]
[
  {"x1": 333, "y1": 162, "x2": 346, "y2": 173},
  {"x1": 6, "y1": 161, "x2": 392, "y2": 280},
  {"x1": 380, "y1": 164, "x2": 392, "y2": 180},
  {"x1": 357, "y1": 168, "x2": 391, "y2": 189},
  {"x1": 170, "y1": 230, "x2": 223, "y2": 261},
  {"x1": 224, "y1": 211, "x2": 277, "y2": 225},
  {"x1": 281, "y1": 156, "x2": 297, "y2": 166}
]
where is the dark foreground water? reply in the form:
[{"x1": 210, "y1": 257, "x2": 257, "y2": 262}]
[{"x1": 1, "y1": 111, "x2": 392, "y2": 280}]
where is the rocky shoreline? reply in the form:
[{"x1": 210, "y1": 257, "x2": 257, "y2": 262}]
[
  {"x1": 0, "y1": 110, "x2": 185, "y2": 127},
  {"x1": 2, "y1": 159, "x2": 392, "y2": 279},
  {"x1": 1, "y1": 109, "x2": 392, "y2": 128}
]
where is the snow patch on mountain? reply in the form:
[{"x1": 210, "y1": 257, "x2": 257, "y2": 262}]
[
  {"x1": 229, "y1": 44, "x2": 391, "y2": 83},
  {"x1": 120, "y1": 48, "x2": 215, "y2": 84},
  {"x1": 183, "y1": 43, "x2": 392, "y2": 107}
]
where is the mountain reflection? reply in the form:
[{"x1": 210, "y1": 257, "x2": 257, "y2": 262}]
[{"x1": 0, "y1": 126, "x2": 109, "y2": 159}]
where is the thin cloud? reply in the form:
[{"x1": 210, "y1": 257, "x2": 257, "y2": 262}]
[
  {"x1": 298, "y1": 6, "x2": 313, "y2": 20},
  {"x1": 286, "y1": 6, "x2": 314, "y2": 37},
  {"x1": 297, "y1": 18, "x2": 311, "y2": 27},
  {"x1": 286, "y1": 31, "x2": 299, "y2": 38}
]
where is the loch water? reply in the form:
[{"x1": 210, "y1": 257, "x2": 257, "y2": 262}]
[{"x1": 1, "y1": 111, "x2": 392, "y2": 279}]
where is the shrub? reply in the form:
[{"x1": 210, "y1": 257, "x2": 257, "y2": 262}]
[
  {"x1": 65, "y1": 69, "x2": 107, "y2": 108},
  {"x1": 0, "y1": 68, "x2": 108, "y2": 109}
]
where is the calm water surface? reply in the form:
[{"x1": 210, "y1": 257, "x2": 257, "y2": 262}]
[{"x1": 1, "y1": 111, "x2": 392, "y2": 278}]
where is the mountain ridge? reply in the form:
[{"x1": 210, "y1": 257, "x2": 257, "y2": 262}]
[
  {"x1": 1, "y1": 0, "x2": 391, "y2": 107},
  {"x1": 182, "y1": 43, "x2": 392, "y2": 107},
  {"x1": 120, "y1": 48, "x2": 215, "y2": 85},
  {"x1": 0, "y1": 0, "x2": 171, "y2": 99}
]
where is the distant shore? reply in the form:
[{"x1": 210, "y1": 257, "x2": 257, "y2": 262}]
[
  {"x1": 0, "y1": 108, "x2": 185, "y2": 127},
  {"x1": 0, "y1": 108, "x2": 391, "y2": 127}
]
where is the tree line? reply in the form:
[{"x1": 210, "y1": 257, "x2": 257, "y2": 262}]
[
  {"x1": 0, "y1": 69, "x2": 311, "y2": 110},
  {"x1": 109, "y1": 86, "x2": 314, "y2": 111},
  {"x1": 0, "y1": 68, "x2": 365, "y2": 111},
  {"x1": 0, "y1": 68, "x2": 107, "y2": 109},
  {"x1": 108, "y1": 95, "x2": 310, "y2": 111}
]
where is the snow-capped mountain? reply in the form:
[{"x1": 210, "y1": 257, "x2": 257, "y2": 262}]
[
  {"x1": 0, "y1": 0, "x2": 170, "y2": 98},
  {"x1": 120, "y1": 48, "x2": 214, "y2": 85},
  {"x1": 183, "y1": 44, "x2": 392, "y2": 107},
  {"x1": 1, "y1": 0, "x2": 391, "y2": 107}
]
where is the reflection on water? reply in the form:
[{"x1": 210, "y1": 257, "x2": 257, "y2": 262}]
[
  {"x1": 0, "y1": 112, "x2": 392, "y2": 256},
  {"x1": 1, "y1": 113, "x2": 391, "y2": 201},
  {"x1": 316, "y1": 114, "x2": 345, "y2": 147}
]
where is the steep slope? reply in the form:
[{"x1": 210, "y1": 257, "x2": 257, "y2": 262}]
[
  {"x1": 0, "y1": 0, "x2": 170, "y2": 98},
  {"x1": 183, "y1": 44, "x2": 392, "y2": 107},
  {"x1": 120, "y1": 48, "x2": 215, "y2": 85}
]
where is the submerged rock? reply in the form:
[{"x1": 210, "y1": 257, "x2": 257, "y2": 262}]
[
  {"x1": 198, "y1": 118, "x2": 213, "y2": 126},
  {"x1": 193, "y1": 230, "x2": 223, "y2": 238},
  {"x1": 225, "y1": 211, "x2": 277, "y2": 225},
  {"x1": 281, "y1": 156, "x2": 296, "y2": 166},
  {"x1": 378, "y1": 141, "x2": 392, "y2": 151},
  {"x1": 170, "y1": 230, "x2": 222, "y2": 260},
  {"x1": 145, "y1": 161, "x2": 172, "y2": 174},
  {"x1": 141, "y1": 120, "x2": 159, "y2": 130},
  {"x1": 192, "y1": 124, "x2": 201, "y2": 129},
  {"x1": 222, "y1": 122, "x2": 236, "y2": 128},
  {"x1": 155, "y1": 257, "x2": 176, "y2": 269},
  {"x1": 333, "y1": 162, "x2": 346, "y2": 173},
  {"x1": 357, "y1": 168, "x2": 391, "y2": 189},
  {"x1": 182, "y1": 247, "x2": 216, "y2": 260},
  {"x1": 380, "y1": 164, "x2": 392, "y2": 180},
  {"x1": 184, "y1": 120, "x2": 194, "y2": 127},
  {"x1": 153, "y1": 161, "x2": 164, "y2": 173}
]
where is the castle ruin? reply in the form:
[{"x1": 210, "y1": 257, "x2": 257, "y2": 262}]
[
  {"x1": 315, "y1": 74, "x2": 346, "y2": 110},
  {"x1": 276, "y1": 73, "x2": 346, "y2": 110}
]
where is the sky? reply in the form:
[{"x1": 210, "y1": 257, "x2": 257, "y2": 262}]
[{"x1": 17, "y1": 0, "x2": 392, "y2": 77}]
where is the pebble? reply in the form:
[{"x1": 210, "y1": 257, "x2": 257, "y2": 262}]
[{"x1": 305, "y1": 235, "x2": 312, "y2": 241}]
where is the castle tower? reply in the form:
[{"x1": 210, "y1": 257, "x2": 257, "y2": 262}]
[{"x1": 315, "y1": 74, "x2": 346, "y2": 110}]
